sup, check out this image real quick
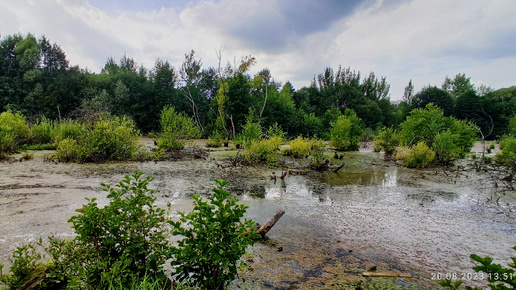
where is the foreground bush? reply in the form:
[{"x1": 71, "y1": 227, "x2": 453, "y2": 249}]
[
  {"x1": 0, "y1": 172, "x2": 257, "y2": 289},
  {"x1": 67, "y1": 171, "x2": 169, "y2": 287},
  {"x1": 169, "y1": 180, "x2": 258, "y2": 289},
  {"x1": 157, "y1": 107, "x2": 200, "y2": 150},
  {"x1": 440, "y1": 246, "x2": 516, "y2": 290},
  {"x1": 0, "y1": 110, "x2": 30, "y2": 157}
]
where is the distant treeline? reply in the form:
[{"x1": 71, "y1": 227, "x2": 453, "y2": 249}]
[{"x1": 1, "y1": 33, "x2": 515, "y2": 139}]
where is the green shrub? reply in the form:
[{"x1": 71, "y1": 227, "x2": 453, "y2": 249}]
[
  {"x1": 0, "y1": 110, "x2": 30, "y2": 156},
  {"x1": 308, "y1": 138, "x2": 327, "y2": 166},
  {"x1": 329, "y1": 109, "x2": 363, "y2": 151},
  {"x1": 205, "y1": 130, "x2": 223, "y2": 148},
  {"x1": 267, "y1": 123, "x2": 286, "y2": 140},
  {"x1": 168, "y1": 180, "x2": 258, "y2": 289},
  {"x1": 399, "y1": 103, "x2": 449, "y2": 147},
  {"x1": 440, "y1": 246, "x2": 516, "y2": 290},
  {"x1": 361, "y1": 127, "x2": 376, "y2": 143},
  {"x1": 241, "y1": 113, "x2": 262, "y2": 149},
  {"x1": 495, "y1": 137, "x2": 516, "y2": 169},
  {"x1": 288, "y1": 136, "x2": 310, "y2": 158},
  {"x1": 396, "y1": 142, "x2": 435, "y2": 168},
  {"x1": 30, "y1": 117, "x2": 55, "y2": 145},
  {"x1": 52, "y1": 119, "x2": 83, "y2": 143},
  {"x1": 65, "y1": 171, "x2": 170, "y2": 288},
  {"x1": 432, "y1": 130, "x2": 459, "y2": 165},
  {"x1": 0, "y1": 173, "x2": 257, "y2": 289},
  {"x1": 55, "y1": 139, "x2": 82, "y2": 162},
  {"x1": 248, "y1": 136, "x2": 282, "y2": 163},
  {"x1": 375, "y1": 127, "x2": 400, "y2": 156},
  {"x1": 0, "y1": 243, "x2": 41, "y2": 289},
  {"x1": 448, "y1": 119, "x2": 477, "y2": 157},
  {"x1": 157, "y1": 107, "x2": 200, "y2": 150},
  {"x1": 399, "y1": 104, "x2": 476, "y2": 165},
  {"x1": 406, "y1": 142, "x2": 436, "y2": 168},
  {"x1": 54, "y1": 115, "x2": 144, "y2": 162}
]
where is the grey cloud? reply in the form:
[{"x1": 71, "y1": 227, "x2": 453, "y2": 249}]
[{"x1": 227, "y1": 0, "x2": 363, "y2": 52}]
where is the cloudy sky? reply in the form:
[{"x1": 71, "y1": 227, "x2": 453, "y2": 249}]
[{"x1": 1, "y1": 0, "x2": 515, "y2": 100}]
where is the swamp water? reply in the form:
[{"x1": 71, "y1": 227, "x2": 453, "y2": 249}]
[{"x1": 0, "y1": 148, "x2": 515, "y2": 289}]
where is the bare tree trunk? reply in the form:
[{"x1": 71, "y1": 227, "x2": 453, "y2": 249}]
[
  {"x1": 181, "y1": 87, "x2": 204, "y2": 132},
  {"x1": 230, "y1": 115, "x2": 236, "y2": 140},
  {"x1": 259, "y1": 82, "x2": 268, "y2": 121}
]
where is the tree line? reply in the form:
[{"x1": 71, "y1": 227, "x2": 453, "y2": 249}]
[{"x1": 1, "y1": 33, "x2": 515, "y2": 140}]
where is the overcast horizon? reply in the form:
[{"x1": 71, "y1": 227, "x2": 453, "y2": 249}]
[{"x1": 1, "y1": 0, "x2": 515, "y2": 100}]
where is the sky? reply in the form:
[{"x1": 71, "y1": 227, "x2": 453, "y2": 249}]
[{"x1": 1, "y1": 0, "x2": 516, "y2": 100}]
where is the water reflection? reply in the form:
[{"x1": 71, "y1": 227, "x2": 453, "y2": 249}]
[
  {"x1": 242, "y1": 175, "x2": 331, "y2": 205},
  {"x1": 321, "y1": 166, "x2": 399, "y2": 187}
]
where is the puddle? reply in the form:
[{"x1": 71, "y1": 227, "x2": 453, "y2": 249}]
[{"x1": 0, "y1": 149, "x2": 515, "y2": 289}]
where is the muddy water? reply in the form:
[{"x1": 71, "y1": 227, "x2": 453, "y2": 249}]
[{"x1": 1, "y1": 147, "x2": 515, "y2": 289}]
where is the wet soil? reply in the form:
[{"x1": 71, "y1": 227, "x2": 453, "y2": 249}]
[{"x1": 1, "y1": 142, "x2": 515, "y2": 289}]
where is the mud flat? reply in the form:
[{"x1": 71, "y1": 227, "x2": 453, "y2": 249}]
[{"x1": 1, "y1": 145, "x2": 515, "y2": 289}]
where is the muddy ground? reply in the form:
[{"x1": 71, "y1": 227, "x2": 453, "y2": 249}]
[{"x1": 1, "y1": 141, "x2": 515, "y2": 289}]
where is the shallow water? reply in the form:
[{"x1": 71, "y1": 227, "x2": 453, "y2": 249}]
[{"x1": 0, "y1": 148, "x2": 515, "y2": 289}]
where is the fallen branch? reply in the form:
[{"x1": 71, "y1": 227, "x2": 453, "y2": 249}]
[
  {"x1": 362, "y1": 272, "x2": 412, "y2": 278},
  {"x1": 333, "y1": 164, "x2": 345, "y2": 173},
  {"x1": 243, "y1": 209, "x2": 285, "y2": 238}
]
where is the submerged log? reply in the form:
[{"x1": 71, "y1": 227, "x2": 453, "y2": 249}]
[
  {"x1": 243, "y1": 209, "x2": 285, "y2": 238},
  {"x1": 362, "y1": 272, "x2": 412, "y2": 278},
  {"x1": 333, "y1": 164, "x2": 345, "y2": 173}
]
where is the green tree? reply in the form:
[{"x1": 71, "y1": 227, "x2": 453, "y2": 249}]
[
  {"x1": 411, "y1": 86, "x2": 454, "y2": 116},
  {"x1": 442, "y1": 73, "x2": 475, "y2": 99},
  {"x1": 329, "y1": 109, "x2": 363, "y2": 151}
]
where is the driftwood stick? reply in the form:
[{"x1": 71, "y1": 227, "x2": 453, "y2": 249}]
[
  {"x1": 243, "y1": 209, "x2": 285, "y2": 238},
  {"x1": 333, "y1": 164, "x2": 345, "y2": 173},
  {"x1": 256, "y1": 209, "x2": 285, "y2": 237},
  {"x1": 362, "y1": 272, "x2": 412, "y2": 278}
]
